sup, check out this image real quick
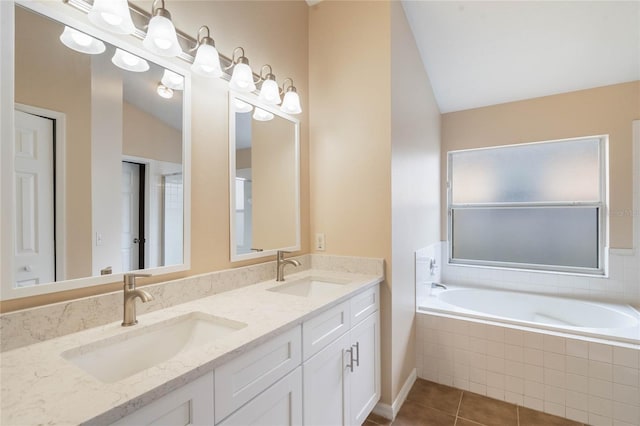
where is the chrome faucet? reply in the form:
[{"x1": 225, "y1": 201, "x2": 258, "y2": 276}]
[
  {"x1": 122, "y1": 273, "x2": 153, "y2": 326},
  {"x1": 276, "y1": 250, "x2": 301, "y2": 281},
  {"x1": 431, "y1": 282, "x2": 447, "y2": 290}
]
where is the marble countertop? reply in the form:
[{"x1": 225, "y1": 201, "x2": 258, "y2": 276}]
[{"x1": 1, "y1": 269, "x2": 382, "y2": 425}]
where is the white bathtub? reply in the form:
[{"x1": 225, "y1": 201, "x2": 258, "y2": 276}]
[{"x1": 419, "y1": 285, "x2": 640, "y2": 345}]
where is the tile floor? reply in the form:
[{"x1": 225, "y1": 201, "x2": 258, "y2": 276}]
[{"x1": 365, "y1": 379, "x2": 584, "y2": 426}]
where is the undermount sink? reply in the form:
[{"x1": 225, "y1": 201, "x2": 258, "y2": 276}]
[
  {"x1": 62, "y1": 312, "x2": 247, "y2": 383},
  {"x1": 268, "y1": 276, "x2": 351, "y2": 297}
]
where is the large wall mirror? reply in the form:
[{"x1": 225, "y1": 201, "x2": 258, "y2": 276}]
[
  {"x1": 229, "y1": 92, "x2": 300, "y2": 261},
  {"x1": 0, "y1": 1, "x2": 191, "y2": 300}
]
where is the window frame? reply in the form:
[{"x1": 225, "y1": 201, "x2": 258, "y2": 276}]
[{"x1": 447, "y1": 135, "x2": 609, "y2": 276}]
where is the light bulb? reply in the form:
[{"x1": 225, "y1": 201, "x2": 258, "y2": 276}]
[
  {"x1": 59, "y1": 27, "x2": 106, "y2": 54},
  {"x1": 229, "y1": 62, "x2": 256, "y2": 93},
  {"x1": 112, "y1": 49, "x2": 149, "y2": 72},
  {"x1": 281, "y1": 90, "x2": 302, "y2": 114},
  {"x1": 156, "y1": 83, "x2": 174, "y2": 99},
  {"x1": 161, "y1": 69, "x2": 184, "y2": 90},
  {"x1": 191, "y1": 44, "x2": 222, "y2": 78},
  {"x1": 88, "y1": 0, "x2": 135, "y2": 35},
  {"x1": 259, "y1": 79, "x2": 281, "y2": 105},
  {"x1": 143, "y1": 12, "x2": 181, "y2": 57},
  {"x1": 253, "y1": 108, "x2": 274, "y2": 122},
  {"x1": 234, "y1": 99, "x2": 253, "y2": 113}
]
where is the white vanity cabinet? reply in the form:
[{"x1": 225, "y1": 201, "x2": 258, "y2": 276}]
[
  {"x1": 110, "y1": 371, "x2": 214, "y2": 426},
  {"x1": 303, "y1": 286, "x2": 381, "y2": 426}
]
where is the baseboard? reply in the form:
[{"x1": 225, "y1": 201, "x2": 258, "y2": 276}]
[{"x1": 372, "y1": 368, "x2": 417, "y2": 421}]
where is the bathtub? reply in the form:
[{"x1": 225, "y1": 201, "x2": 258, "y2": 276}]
[{"x1": 418, "y1": 285, "x2": 640, "y2": 345}]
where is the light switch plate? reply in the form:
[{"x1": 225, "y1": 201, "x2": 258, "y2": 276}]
[{"x1": 315, "y1": 233, "x2": 325, "y2": 251}]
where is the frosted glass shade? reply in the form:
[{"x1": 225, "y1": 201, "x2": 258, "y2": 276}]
[
  {"x1": 252, "y1": 108, "x2": 274, "y2": 121},
  {"x1": 191, "y1": 44, "x2": 222, "y2": 78},
  {"x1": 229, "y1": 63, "x2": 256, "y2": 92},
  {"x1": 281, "y1": 90, "x2": 302, "y2": 114},
  {"x1": 112, "y1": 49, "x2": 149, "y2": 72},
  {"x1": 156, "y1": 83, "x2": 174, "y2": 99},
  {"x1": 259, "y1": 79, "x2": 281, "y2": 105},
  {"x1": 88, "y1": 0, "x2": 135, "y2": 35},
  {"x1": 143, "y1": 15, "x2": 181, "y2": 57},
  {"x1": 59, "y1": 26, "x2": 106, "y2": 54},
  {"x1": 161, "y1": 69, "x2": 184, "y2": 90},
  {"x1": 234, "y1": 99, "x2": 253, "y2": 113}
]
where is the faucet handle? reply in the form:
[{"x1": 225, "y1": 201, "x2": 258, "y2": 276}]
[{"x1": 124, "y1": 273, "x2": 152, "y2": 287}]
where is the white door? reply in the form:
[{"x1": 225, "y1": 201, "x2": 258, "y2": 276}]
[
  {"x1": 349, "y1": 312, "x2": 381, "y2": 425},
  {"x1": 13, "y1": 110, "x2": 55, "y2": 287},
  {"x1": 121, "y1": 162, "x2": 140, "y2": 271},
  {"x1": 303, "y1": 332, "x2": 350, "y2": 426}
]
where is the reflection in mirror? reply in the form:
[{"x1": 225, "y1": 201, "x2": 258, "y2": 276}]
[
  {"x1": 2, "y1": 3, "x2": 190, "y2": 299},
  {"x1": 230, "y1": 94, "x2": 300, "y2": 261}
]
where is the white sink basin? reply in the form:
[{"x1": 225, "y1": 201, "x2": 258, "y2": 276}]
[
  {"x1": 62, "y1": 312, "x2": 246, "y2": 383},
  {"x1": 268, "y1": 276, "x2": 351, "y2": 297}
]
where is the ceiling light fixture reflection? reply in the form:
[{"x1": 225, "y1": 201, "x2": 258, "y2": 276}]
[
  {"x1": 280, "y1": 78, "x2": 302, "y2": 114},
  {"x1": 112, "y1": 48, "x2": 149, "y2": 72},
  {"x1": 227, "y1": 47, "x2": 256, "y2": 93},
  {"x1": 88, "y1": 0, "x2": 135, "y2": 35},
  {"x1": 234, "y1": 99, "x2": 253, "y2": 113},
  {"x1": 59, "y1": 26, "x2": 106, "y2": 54},
  {"x1": 257, "y1": 64, "x2": 281, "y2": 105},
  {"x1": 252, "y1": 108, "x2": 274, "y2": 122},
  {"x1": 156, "y1": 83, "x2": 174, "y2": 99},
  {"x1": 161, "y1": 69, "x2": 184, "y2": 90},
  {"x1": 191, "y1": 25, "x2": 222, "y2": 78},
  {"x1": 143, "y1": 0, "x2": 181, "y2": 57}
]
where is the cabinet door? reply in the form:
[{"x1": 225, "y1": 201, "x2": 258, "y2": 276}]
[
  {"x1": 349, "y1": 311, "x2": 380, "y2": 426},
  {"x1": 110, "y1": 372, "x2": 214, "y2": 426},
  {"x1": 303, "y1": 332, "x2": 350, "y2": 426},
  {"x1": 218, "y1": 367, "x2": 302, "y2": 426}
]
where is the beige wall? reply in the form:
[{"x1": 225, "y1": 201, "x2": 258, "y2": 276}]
[
  {"x1": 441, "y1": 81, "x2": 640, "y2": 248},
  {"x1": 123, "y1": 102, "x2": 182, "y2": 164},
  {"x1": 14, "y1": 6, "x2": 93, "y2": 280},
  {"x1": 309, "y1": 0, "x2": 397, "y2": 406},
  {"x1": 2, "y1": 0, "x2": 309, "y2": 312},
  {"x1": 390, "y1": 2, "x2": 441, "y2": 401}
]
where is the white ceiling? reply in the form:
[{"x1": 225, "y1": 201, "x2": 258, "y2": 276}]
[{"x1": 401, "y1": 1, "x2": 640, "y2": 113}]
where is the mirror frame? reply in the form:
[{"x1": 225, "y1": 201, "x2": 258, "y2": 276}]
[
  {"x1": 229, "y1": 91, "x2": 301, "y2": 262},
  {"x1": 0, "y1": 0, "x2": 192, "y2": 300}
]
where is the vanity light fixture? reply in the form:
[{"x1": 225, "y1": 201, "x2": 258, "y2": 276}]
[
  {"x1": 280, "y1": 78, "x2": 302, "y2": 114},
  {"x1": 234, "y1": 99, "x2": 254, "y2": 113},
  {"x1": 252, "y1": 107, "x2": 274, "y2": 122},
  {"x1": 88, "y1": 0, "x2": 135, "y2": 35},
  {"x1": 161, "y1": 69, "x2": 184, "y2": 90},
  {"x1": 257, "y1": 65, "x2": 281, "y2": 105},
  {"x1": 191, "y1": 26, "x2": 222, "y2": 78},
  {"x1": 112, "y1": 48, "x2": 149, "y2": 72},
  {"x1": 227, "y1": 47, "x2": 256, "y2": 93},
  {"x1": 156, "y1": 83, "x2": 174, "y2": 99},
  {"x1": 59, "y1": 26, "x2": 106, "y2": 54},
  {"x1": 142, "y1": 0, "x2": 181, "y2": 57}
]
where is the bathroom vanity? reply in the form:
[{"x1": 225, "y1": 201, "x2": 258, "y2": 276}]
[{"x1": 0, "y1": 268, "x2": 382, "y2": 425}]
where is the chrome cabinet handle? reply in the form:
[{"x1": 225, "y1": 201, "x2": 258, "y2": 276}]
[
  {"x1": 345, "y1": 348, "x2": 354, "y2": 373},
  {"x1": 352, "y1": 342, "x2": 360, "y2": 367}
]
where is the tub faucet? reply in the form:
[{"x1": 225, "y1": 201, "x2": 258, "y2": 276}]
[
  {"x1": 431, "y1": 282, "x2": 447, "y2": 290},
  {"x1": 122, "y1": 273, "x2": 153, "y2": 326},
  {"x1": 276, "y1": 250, "x2": 301, "y2": 281}
]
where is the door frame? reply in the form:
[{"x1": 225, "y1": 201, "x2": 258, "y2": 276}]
[{"x1": 15, "y1": 103, "x2": 66, "y2": 281}]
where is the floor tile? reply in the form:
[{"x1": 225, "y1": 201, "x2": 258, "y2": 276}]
[
  {"x1": 406, "y1": 378, "x2": 463, "y2": 416},
  {"x1": 366, "y1": 412, "x2": 392, "y2": 426},
  {"x1": 458, "y1": 392, "x2": 518, "y2": 426},
  {"x1": 518, "y1": 407, "x2": 583, "y2": 426},
  {"x1": 455, "y1": 419, "x2": 485, "y2": 426},
  {"x1": 392, "y1": 399, "x2": 456, "y2": 426}
]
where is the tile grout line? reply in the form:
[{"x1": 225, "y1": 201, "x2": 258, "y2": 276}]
[
  {"x1": 454, "y1": 390, "x2": 464, "y2": 425},
  {"x1": 516, "y1": 405, "x2": 520, "y2": 426}
]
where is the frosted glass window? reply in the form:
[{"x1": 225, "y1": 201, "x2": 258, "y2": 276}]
[{"x1": 448, "y1": 136, "x2": 606, "y2": 274}]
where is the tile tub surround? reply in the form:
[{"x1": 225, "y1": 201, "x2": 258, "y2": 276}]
[
  {"x1": 416, "y1": 312, "x2": 640, "y2": 426},
  {"x1": 0, "y1": 268, "x2": 383, "y2": 425},
  {"x1": 0, "y1": 254, "x2": 383, "y2": 352}
]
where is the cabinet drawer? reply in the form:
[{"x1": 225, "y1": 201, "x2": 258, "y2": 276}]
[
  {"x1": 215, "y1": 325, "x2": 301, "y2": 423},
  {"x1": 350, "y1": 285, "x2": 379, "y2": 327},
  {"x1": 302, "y1": 301, "x2": 350, "y2": 360}
]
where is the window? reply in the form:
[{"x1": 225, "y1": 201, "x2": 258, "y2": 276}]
[{"x1": 448, "y1": 136, "x2": 607, "y2": 275}]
